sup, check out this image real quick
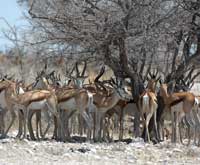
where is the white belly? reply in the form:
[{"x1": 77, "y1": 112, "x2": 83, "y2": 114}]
[
  {"x1": 171, "y1": 102, "x2": 183, "y2": 113},
  {"x1": 59, "y1": 98, "x2": 76, "y2": 110},
  {"x1": 0, "y1": 91, "x2": 7, "y2": 109},
  {"x1": 28, "y1": 99, "x2": 47, "y2": 109}
]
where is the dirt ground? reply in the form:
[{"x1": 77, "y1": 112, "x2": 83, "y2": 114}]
[{"x1": 0, "y1": 136, "x2": 200, "y2": 165}]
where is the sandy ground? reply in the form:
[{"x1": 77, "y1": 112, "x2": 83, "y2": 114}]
[{"x1": 0, "y1": 137, "x2": 200, "y2": 165}]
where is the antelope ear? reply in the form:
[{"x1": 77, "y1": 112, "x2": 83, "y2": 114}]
[
  {"x1": 82, "y1": 75, "x2": 88, "y2": 79},
  {"x1": 159, "y1": 79, "x2": 163, "y2": 84}
]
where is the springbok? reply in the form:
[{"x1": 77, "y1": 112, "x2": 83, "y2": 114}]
[
  {"x1": 90, "y1": 77, "x2": 132, "y2": 141},
  {"x1": 16, "y1": 81, "x2": 51, "y2": 140},
  {"x1": 159, "y1": 81, "x2": 197, "y2": 144},
  {"x1": 138, "y1": 89, "x2": 158, "y2": 143},
  {"x1": 103, "y1": 99, "x2": 131, "y2": 141},
  {"x1": 138, "y1": 71, "x2": 160, "y2": 143},
  {"x1": 50, "y1": 64, "x2": 132, "y2": 142},
  {"x1": 0, "y1": 77, "x2": 19, "y2": 138},
  {"x1": 67, "y1": 64, "x2": 133, "y2": 141},
  {"x1": 0, "y1": 78, "x2": 59, "y2": 139},
  {"x1": 32, "y1": 69, "x2": 94, "y2": 141}
]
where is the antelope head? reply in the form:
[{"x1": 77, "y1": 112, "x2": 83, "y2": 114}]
[
  {"x1": 159, "y1": 79, "x2": 168, "y2": 97},
  {"x1": 47, "y1": 71, "x2": 62, "y2": 87},
  {"x1": 146, "y1": 68, "x2": 161, "y2": 92},
  {"x1": 14, "y1": 79, "x2": 25, "y2": 94},
  {"x1": 110, "y1": 77, "x2": 133, "y2": 101},
  {"x1": 94, "y1": 65, "x2": 107, "y2": 92},
  {"x1": 66, "y1": 61, "x2": 88, "y2": 88},
  {"x1": 33, "y1": 70, "x2": 49, "y2": 89},
  {"x1": 0, "y1": 75, "x2": 15, "y2": 93},
  {"x1": 0, "y1": 78, "x2": 18, "y2": 96}
]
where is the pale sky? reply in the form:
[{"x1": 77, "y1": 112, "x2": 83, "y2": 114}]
[{"x1": 0, "y1": 0, "x2": 27, "y2": 51}]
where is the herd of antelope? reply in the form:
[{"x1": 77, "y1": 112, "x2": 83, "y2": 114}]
[{"x1": 0, "y1": 61, "x2": 199, "y2": 146}]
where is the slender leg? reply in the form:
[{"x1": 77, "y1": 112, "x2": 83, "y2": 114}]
[
  {"x1": 87, "y1": 111, "x2": 94, "y2": 141},
  {"x1": 27, "y1": 110, "x2": 36, "y2": 140},
  {"x1": 38, "y1": 112, "x2": 43, "y2": 138},
  {"x1": 78, "y1": 114, "x2": 84, "y2": 136},
  {"x1": 187, "y1": 126, "x2": 191, "y2": 146},
  {"x1": 158, "y1": 119, "x2": 164, "y2": 141},
  {"x1": 174, "y1": 111, "x2": 178, "y2": 143},
  {"x1": 94, "y1": 111, "x2": 104, "y2": 142},
  {"x1": 103, "y1": 116, "x2": 109, "y2": 142},
  {"x1": 141, "y1": 114, "x2": 146, "y2": 141},
  {"x1": 36, "y1": 111, "x2": 41, "y2": 139},
  {"x1": 64, "y1": 113, "x2": 71, "y2": 141},
  {"x1": 134, "y1": 108, "x2": 140, "y2": 138},
  {"x1": 153, "y1": 107, "x2": 159, "y2": 141},
  {"x1": 185, "y1": 114, "x2": 192, "y2": 146},
  {"x1": 52, "y1": 116, "x2": 58, "y2": 140},
  {"x1": 3, "y1": 108, "x2": 16, "y2": 137},
  {"x1": 23, "y1": 108, "x2": 29, "y2": 139},
  {"x1": 146, "y1": 112, "x2": 153, "y2": 143},
  {"x1": 119, "y1": 110, "x2": 124, "y2": 141},
  {"x1": 179, "y1": 117, "x2": 184, "y2": 144},
  {"x1": 81, "y1": 111, "x2": 94, "y2": 140},
  {"x1": 193, "y1": 109, "x2": 200, "y2": 145},
  {"x1": 57, "y1": 109, "x2": 63, "y2": 141},
  {"x1": 41, "y1": 111, "x2": 51, "y2": 139},
  {"x1": 171, "y1": 110, "x2": 176, "y2": 143},
  {"x1": 0, "y1": 109, "x2": 5, "y2": 135},
  {"x1": 93, "y1": 111, "x2": 96, "y2": 141},
  {"x1": 16, "y1": 110, "x2": 23, "y2": 138}
]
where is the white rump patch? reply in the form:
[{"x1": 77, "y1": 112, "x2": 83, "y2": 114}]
[
  {"x1": 143, "y1": 93, "x2": 149, "y2": 106},
  {"x1": 19, "y1": 87, "x2": 25, "y2": 94},
  {"x1": 195, "y1": 97, "x2": 199, "y2": 106}
]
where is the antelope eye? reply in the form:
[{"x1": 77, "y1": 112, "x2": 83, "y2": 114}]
[{"x1": 56, "y1": 82, "x2": 61, "y2": 86}]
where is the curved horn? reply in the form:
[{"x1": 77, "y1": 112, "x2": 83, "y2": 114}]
[
  {"x1": 156, "y1": 75, "x2": 161, "y2": 82},
  {"x1": 110, "y1": 77, "x2": 116, "y2": 85},
  {"x1": 75, "y1": 62, "x2": 80, "y2": 77},
  {"x1": 44, "y1": 62, "x2": 47, "y2": 70},
  {"x1": 154, "y1": 68, "x2": 159, "y2": 78},
  {"x1": 81, "y1": 60, "x2": 87, "y2": 77},
  {"x1": 159, "y1": 79, "x2": 163, "y2": 84},
  {"x1": 8, "y1": 74, "x2": 15, "y2": 80},
  {"x1": 94, "y1": 65, "x2": 105, "y2": 83},
  {"x1": 148, "y1": 71, "x2": 153, "y2": 78},
  {"x1": 67, "y1": 65, "x2": 75, "y2": 77}
]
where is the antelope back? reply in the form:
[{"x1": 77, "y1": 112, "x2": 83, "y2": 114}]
[{"x1": 0, "y1": 80, "x2": 10, "y2": 92}]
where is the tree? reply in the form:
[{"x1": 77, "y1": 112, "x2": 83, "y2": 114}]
[{"x1": 17, "y1": 0, "x2": 200, "y2": 139}]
